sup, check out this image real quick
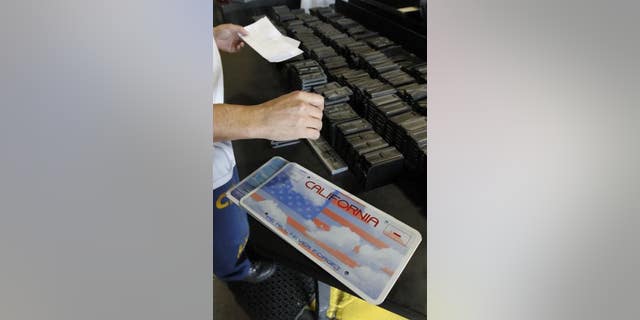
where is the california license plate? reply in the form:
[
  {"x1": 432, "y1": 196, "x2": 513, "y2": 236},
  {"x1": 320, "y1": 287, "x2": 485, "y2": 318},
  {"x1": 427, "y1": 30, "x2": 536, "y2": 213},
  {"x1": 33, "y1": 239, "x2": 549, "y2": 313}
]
[{"x1": 230, "y1": 159, "x2": 421, "y2": 305}]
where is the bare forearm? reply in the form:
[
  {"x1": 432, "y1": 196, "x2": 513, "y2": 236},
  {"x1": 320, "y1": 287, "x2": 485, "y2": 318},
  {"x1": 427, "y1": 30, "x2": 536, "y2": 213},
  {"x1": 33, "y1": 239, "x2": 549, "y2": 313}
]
[
  {"x1": 212, "y1": 91, "x2": 325, "y2": 142},
  {"x1": 212, "y1": 103, "x2": 264, "y2": 142}
]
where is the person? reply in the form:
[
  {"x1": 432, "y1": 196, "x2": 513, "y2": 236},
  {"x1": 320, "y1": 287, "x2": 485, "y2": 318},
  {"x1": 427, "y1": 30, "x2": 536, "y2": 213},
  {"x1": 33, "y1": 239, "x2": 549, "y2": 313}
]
[{"x1": 212, "y1": 23, "x2": 324, "y2": 282}]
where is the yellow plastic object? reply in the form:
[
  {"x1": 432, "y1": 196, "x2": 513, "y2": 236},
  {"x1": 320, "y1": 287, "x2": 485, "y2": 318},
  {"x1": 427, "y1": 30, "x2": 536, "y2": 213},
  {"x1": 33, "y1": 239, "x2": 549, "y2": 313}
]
[{"x1": 326, "y1": 287, "x2": 408, "y2": 320}]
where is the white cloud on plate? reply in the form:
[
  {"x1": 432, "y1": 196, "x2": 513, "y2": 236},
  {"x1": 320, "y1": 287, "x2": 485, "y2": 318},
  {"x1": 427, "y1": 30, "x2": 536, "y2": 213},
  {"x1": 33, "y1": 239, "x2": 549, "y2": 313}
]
[
  {"x1": 346, "y1": 265, "x2": 389, "y2": 298},
  {"x1": 357, "y1": 244, "x2": 403, "y2": 270},
  {"x1": 307, "y1": 225, "x2": 360, "y2": 253}
]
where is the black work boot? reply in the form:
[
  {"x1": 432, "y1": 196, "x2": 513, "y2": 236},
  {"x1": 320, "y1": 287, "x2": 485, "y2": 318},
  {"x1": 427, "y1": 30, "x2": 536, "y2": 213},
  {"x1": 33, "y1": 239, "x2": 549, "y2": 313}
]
[{"x1": 243, "y1": 260, "x2": 277, "y2": 283}]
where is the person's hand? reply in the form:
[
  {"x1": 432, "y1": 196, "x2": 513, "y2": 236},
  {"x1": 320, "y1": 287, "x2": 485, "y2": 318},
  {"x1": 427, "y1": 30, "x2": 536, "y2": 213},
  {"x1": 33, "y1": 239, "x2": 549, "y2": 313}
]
[
  {"x1": 213, "y1": 24, "x2": 248, "y2": 53},
  {"x1": 254, "y1": 91, "x2": 325, "y2": 141}
]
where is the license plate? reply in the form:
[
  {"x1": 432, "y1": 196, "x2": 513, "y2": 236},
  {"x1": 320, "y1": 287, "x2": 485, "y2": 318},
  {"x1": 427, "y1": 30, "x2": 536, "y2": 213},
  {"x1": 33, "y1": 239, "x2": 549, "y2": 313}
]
[{"x1": 236, "y1": 160, "x2": 421, "y2": 305}]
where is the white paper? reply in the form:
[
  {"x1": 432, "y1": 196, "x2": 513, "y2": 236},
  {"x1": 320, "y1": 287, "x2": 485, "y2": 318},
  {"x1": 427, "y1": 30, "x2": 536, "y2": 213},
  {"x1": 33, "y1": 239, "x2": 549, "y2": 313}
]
[
  {"x1": 240, "y1": 17, "x2": 303, "y2": 63},
  {"x1": 282, "y1": 36, "x2": 301, "y2": 48}
]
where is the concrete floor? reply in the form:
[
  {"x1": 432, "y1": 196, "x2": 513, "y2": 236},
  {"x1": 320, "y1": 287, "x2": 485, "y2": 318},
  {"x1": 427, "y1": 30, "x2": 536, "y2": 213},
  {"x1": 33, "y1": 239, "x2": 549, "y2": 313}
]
[{"x1": 213, "y1": 279, "x2": 250, "y2": 320}]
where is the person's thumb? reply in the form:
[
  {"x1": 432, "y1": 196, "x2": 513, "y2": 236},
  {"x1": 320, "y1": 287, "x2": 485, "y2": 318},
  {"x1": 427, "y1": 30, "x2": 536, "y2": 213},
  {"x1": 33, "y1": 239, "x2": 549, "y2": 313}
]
[{"x1": 231, "y1": 24, "x2": 249, "y2": 36}]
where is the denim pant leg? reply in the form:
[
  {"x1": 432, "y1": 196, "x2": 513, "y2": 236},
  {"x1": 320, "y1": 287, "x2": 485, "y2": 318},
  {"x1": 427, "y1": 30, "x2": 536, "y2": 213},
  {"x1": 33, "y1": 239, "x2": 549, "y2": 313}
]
[{"x1": 213, "y1": 167, "x2": 251, "y2": 281}]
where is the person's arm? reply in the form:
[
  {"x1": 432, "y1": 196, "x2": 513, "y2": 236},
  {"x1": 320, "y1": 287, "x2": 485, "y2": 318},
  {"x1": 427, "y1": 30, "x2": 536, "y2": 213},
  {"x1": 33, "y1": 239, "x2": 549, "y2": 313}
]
[
  {"x1": 212, "y1": 103, "x2": 261, "y2": 141},
  {"x1": 213, "y1": 91, "x2": 324, "y2": 142}
]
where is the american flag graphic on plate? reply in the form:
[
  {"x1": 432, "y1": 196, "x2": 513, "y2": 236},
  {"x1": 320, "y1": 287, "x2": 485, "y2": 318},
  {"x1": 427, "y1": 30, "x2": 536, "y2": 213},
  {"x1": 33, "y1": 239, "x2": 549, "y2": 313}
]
[{"x1": 236, "y1": 160, "x2": 421, "y2": 305}]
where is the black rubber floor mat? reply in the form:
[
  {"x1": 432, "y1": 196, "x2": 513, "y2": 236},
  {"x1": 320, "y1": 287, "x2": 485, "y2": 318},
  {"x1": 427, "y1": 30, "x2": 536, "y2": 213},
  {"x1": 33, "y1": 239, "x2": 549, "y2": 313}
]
[{"x1": 227, "y1": 264, "x2": 316, "y2": 320}]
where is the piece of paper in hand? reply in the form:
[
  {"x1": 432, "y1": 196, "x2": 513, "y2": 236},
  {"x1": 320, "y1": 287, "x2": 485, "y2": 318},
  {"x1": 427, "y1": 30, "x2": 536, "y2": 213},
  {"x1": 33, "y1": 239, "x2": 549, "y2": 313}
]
[{"x1": 239, "y1": 17, "x2": 303, "y2": 63}]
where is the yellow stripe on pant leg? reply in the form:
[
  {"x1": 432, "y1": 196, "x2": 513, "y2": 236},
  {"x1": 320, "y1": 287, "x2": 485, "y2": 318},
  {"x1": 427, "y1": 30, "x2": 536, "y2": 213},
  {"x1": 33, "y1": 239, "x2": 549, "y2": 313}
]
[
  {"x1": 327, "y1": 287, "x2": 408, "y2": 320},
  {"x1": 236, "y1": 236, "x2": 248, "y2": 259}
]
